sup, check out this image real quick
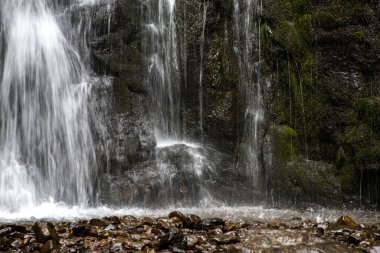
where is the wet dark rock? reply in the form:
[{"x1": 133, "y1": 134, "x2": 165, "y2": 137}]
[
  {"x1": 157, "y1": 220, "x2": 172, "y2": 231},
  {"x1": 226, "y1": 244, "x2": 252, "y2": 253},
  {"x1": 171, "y1": 246, "x2": 186, "y2": 253},
  {"x1": 348, "y1": 231, "x2": 369, "y2": 245},
  {"x1": 89, "y1": 218, "x2": 108, "y2": 227},
  {"x1": 0, "y1": 227, "x2": 13, "y2": 237},
  {"x1": 72, "y1": 225, "x2": 97, "y2": 237},
  {"x1": 335, "y1": 215, "x2": 359, "y2": 229},
  {"x1": 198, "y1": 218, "x2": 225, "y2": 230},
  {"x1": 183, "y1": 234, "x2": 200, "y2": 249},
  {"x1": 168, "y1": 211, "x2": 192, "y2": 228},
  {"x1": 0, "y1": 225, "x2": 27, "y2": 237},
  {"x1": 111, "y1": 242, "x2": 123, "y2": 251},
  {"x1": 0, "y1": 237, "x2": 12, "y2": 251},
  {"x1": 105, "y1": 224, "x2": 116, "y2": 231},
  {"x1": 11, "y1": 238, "x2": 23, "y2": 248},
  {"x1": 224, "y1": 222, "x2": 240, "y2": 232},
  {"x1": 0, "y1": 213, "x2": 378, "y2": 252},
  {"x1": 316, "y1": 226, "x2": 325, "y2": 236},
  {"x1": 105, "y1": 216, "x2": 121, "y2": 224},
  {"x1": 159, "y1": 231, "x2": 184, "y2": 249},
  {"x1": 32, "y1": 222, "x2": 59, "y2": 243},
  {"x1": 188, "y1": 214, "x2": 202, "y2": 225},
  {"x1": 210, "y1": 233, "x2": 240, "y2": 245},
  {"x1": 41, "y1": 239, "x2": 56, "y2": 253},
  {"x1": 142, "y1": 217, "x2": 157, "y2": 226},
  {"x1": 23, "y1": 234, "x2": 33, "y2": 246}
]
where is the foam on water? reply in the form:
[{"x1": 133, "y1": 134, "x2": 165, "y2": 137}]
[
  {"x1": 0, "y1": 203, "x2": 379, "y2": 225},
  {"x1": 156, "y1": 139, "x2": 200, "y2": 149}
]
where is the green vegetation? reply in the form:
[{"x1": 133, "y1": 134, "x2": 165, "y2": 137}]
[{"x1": 262, "y1": 0, "x2": 379, "y2": 202}]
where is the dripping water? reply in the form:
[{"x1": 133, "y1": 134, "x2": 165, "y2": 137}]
[
  {"x1": 142, "y1": 0, "x2": 217, "y2": 206},
  {"x1": 199, "y1": 1, "x2": 208, "y2": 145},
  {"x1": 233, "y1": 0, "x2": 264, "y2": 187},
  {"x1": 144, "y1": 0, "x2": 180, "y2": 142}
]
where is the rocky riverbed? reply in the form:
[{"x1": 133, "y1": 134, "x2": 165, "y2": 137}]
[{"x1": 0, "y1": 211, "x2": 379, "y2": 252}]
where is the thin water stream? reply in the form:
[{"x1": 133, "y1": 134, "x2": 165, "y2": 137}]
[{"x1": 233, "y1": 0, "x2": 264, "y2": 187}]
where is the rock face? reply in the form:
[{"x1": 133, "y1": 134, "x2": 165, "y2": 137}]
[
  {"x1": 89, "y1": 0, "x2": 241, "y2": 206},
  {"x1": 261, "y1": 0, "x2": 380, "y2": 208},
  {"x1": 87, "y1": 0, "x2": 380, "y2": 208}
]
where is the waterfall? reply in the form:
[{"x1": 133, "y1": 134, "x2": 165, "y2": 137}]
[
  {"x1": 233, "y1": 0, "x2": 264, "y2": 187},
  {"x1": 141, "y1": 0, "x2": 218, "y2": 206},
  {"x1": 0, "y1": 0, "x2": 99, "y2": 211},
  {"x1": 144, "y1": 0, "x2": 180, "y2": 142},
  {"x1": 199, "y1": 1, "x2": 208, "y2": 144}
]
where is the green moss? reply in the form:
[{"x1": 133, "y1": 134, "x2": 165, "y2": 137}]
[
  {"x1": 339, "y1": 165, "x2": 357, "y2": 193},
  {"x1": 270, "y1": 125, "x2": 299, "y2": 166},
  {"x1": 263, "y1": 0, "x2": 379, "y2": 203},
  {"x1": 335, "y1": 147, "x2": 346, "y2": 169},
  {"x1": 356, "y1": 97, "x2": 380, "y2": 128},
  {"x1": 354, "y1": 30, "x2": 366, "y2": 41},
  {"x1": 313, "y1": 9, "x2": 343, "y2": 29}
]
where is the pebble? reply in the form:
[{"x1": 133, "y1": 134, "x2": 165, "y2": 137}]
[{"x1": 0, "y1": 212, "x2": 377, "y2": 252}]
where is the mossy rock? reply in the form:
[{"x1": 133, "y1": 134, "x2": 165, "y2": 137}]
[
  {"x1": 355, "y1": 97, "x2": 380, "y2": 129},
  {"x1": 339, "y1": 165, "x2": 358, "y2": 193}
]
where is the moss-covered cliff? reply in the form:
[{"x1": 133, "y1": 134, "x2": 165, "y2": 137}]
[{"x1": 262, "y1": 0, "x2": 380, "y2": 208}]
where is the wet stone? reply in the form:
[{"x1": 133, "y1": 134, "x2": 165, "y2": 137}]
[
  {"x1": 72, "y1": 225, "x2": 97, "y2": 237},
  {"x1": 0, "y1": 212, "x2": 378, "y2": 252},
  {"x1": 199, "y1": 218, "x2": 225, "y2": 230},
  {"x1": 157, "y1": 220, "x2": 172, "y2": 231},
  {"x1": 89, "y1": 218, "x2": 108, "y2": 227},
  {"x1": 335, "y1": 215, "x2": 359, "y2": 229},
  {"x1": 32, "y1": 222, "x2": 59, "y2": 243},
  {"x1": 171, "y1": 246, "x2": 186, "y2": 252},
  {"x1": 0, "y1": 237, "x2": 12, "y2": 251},
  {"x1": 183, "y1": 234, "x2": 200, "y2": 249},
  {"x1": 23, "y1": 234, "x2": 33, "y2": 246},
  {"x1": 40, "y1": 239, "x2": 56, "y2": 253},
  {"x1": 107, "y1": 216, "x2": 121, "y2": 224},
  {"x1": 142, "y1": 217, "x2": 157, "y2": 226},
  {"x1": 0, "y1": 225, "x2": 27, "y2": 237},
  {"x1": 0, "y1": 227, "x2": 13, "y2": 237},
  {"x1": 111, "y1": 242, "x2": 123, "y2": 251},
  {"x1": 159, "y1": 231, "x2": 184, "y2": 249},
  {"x1": 188, "y1": 214, "x2": 201, "y2": 225},
  {"x1": 224, "y1": 222, "x2": 239, "y2": 232},
  {"x1": 348, "y1": 231, "x2": 369, "y2": 245},
  {"x1": 11, "y1": 238, "x2": 23, "y2": 248},
  {"x1": 105, "y1": 224, "x2": 116, "y2": 231},
  {"x1": 168, "y1": 211, "x2": 192, "y2": 228},
  {"x1": 226, "y1": 244, "x2": 253, "y2": 253},
  {"x1": 210, "y1": 233, "x2": 240, "y2": 244}
]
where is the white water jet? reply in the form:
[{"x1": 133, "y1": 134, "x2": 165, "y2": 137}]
[
  {"x1": 142, "y1": 0, "x2": 218, "y2": 206},
  {"x1": 0, "y1": 0, "x2": 97, "y2": 211},
  {"x1": 144, "y1": 0, "x2": 180, "y2": 141},
  {"x1": 199, "y1": 1, "x2": 208, "y2": 144},
  {"x1": 233, "y1": 0, "x2": 264, "y2": 186}
]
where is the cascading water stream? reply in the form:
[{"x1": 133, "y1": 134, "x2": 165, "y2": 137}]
[
  {"x1": 145, "y1": 0, "x2": 180, "y2": 142},
  {"x1": 0, "y1": 0, "x2": 98, "y2": 212},
  {"x1": 199, "y1": 1, "x2": 208, "y2": 145},
  {"x1": 233, "y1": 0, "x2": 264, "y2": 188},
  {"x1": 142, "y1": 0, "x2": 217, "y2": 206}
]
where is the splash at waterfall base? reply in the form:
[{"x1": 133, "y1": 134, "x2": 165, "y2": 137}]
[{"x1": 0, "y1": 210, "x2": 379, "y2": 252}]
